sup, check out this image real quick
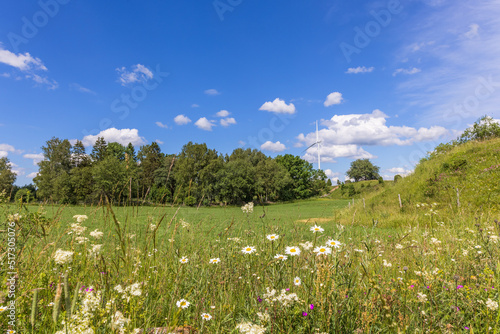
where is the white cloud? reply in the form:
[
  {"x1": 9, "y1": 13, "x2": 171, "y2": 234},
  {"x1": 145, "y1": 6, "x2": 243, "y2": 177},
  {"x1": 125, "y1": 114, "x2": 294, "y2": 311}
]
[
  {"x1": 324, "y1": 169, "x2": 340, "y2": 180},
  {"x1": 394, "y1": 1, "x2": 500, "y2": 126},
  {"x1": 464, "y1": 23, "x2": 480, "y2": 39},
  {"x1": 393, "y1": 67, "x2": 421, "y2": 76},
  {"x1": 81, "y1": 128, "x2": 147, "y2": 147},
  {"x1": 155, "y1": 139, "x2": 164, "y2": 144},
  {"x1": 204, "y1": 89, "x2": 220, "y2": 95},
  {"x1": 156, "y1": 121, "x2": 169, "y2": 129},
  {"x1": 8, "y1": 162, "x2": 25, "y2": 176},
  {"x1": 238, "y1": 140, "x2": 246, "y2": 146},
  {"x1": 220, "y1": 117, "x2": 237, "y2": 127},
  {"x1": 0, "y1": 144, "x2": 17, "y2": 157},
  {"x1": 346, "y1": 66, "x2": 374, "y2": 74},
  {"x1": 387, "y1": 167, "x2": 413, "y2": 176},
  {"x1": 216, "y1": 110, "x2": 230, "y2": 117},
  {"x1": 174, "y1": 114, "x2": 192, "y2": 125},
  {"x1": 1, "y1": 73, "x2": 10, "y2": 77},
  {"x1": 259, "y1": 98, "x2": 296, "y2": 114},
  {"x1": 260, "y1": 141, "x2": 286, "y2": 152},
  {"x1": 27, "y1": 172, "x2": 39, "y2": 178},
  {"x1": 195, "y1": 117, "x2": 216, "y2": 131},
  {"x1": 191, "y1": 104, "x2": 200, "y2": 108},
  {"x1": 324, "y1": 92, "x2": 343, "y2": 107},
  {"x1": 0, "y1": 45, "x2": 47, "y2": 71},
  {"x1": 70, "y1": 83, "x2": 96, "y2": 95},
  {"x1": 26, "y1": 74, "x2": 58, "y2": 89},
  {"x1": 23, "y1": 153, "x2": 44, "y2": 165},
  {"x1": 297, "y1": 109, "x2": 448, "y2": 162},
  {"x1": 116, "y1": 64, "x2": 153, "y2": 86}
]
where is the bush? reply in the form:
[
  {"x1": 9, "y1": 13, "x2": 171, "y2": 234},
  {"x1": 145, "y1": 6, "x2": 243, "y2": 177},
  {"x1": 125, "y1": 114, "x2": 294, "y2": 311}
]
[
  {"x1": 378, "y1": 177, "x2": 384, "y2": 184},
  {"x1": 394, "y1": 175, "x2": 402, "y2": 183},
  {"x1": 184, "y1": 196, "x2": 197, "y2": 206},
  {"x1": 14, "y1": 188, "x2": 34, "y2": 203}
]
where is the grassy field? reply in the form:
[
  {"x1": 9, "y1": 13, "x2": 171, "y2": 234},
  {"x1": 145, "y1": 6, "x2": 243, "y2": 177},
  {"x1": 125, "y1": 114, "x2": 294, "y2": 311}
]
[{"x1": 1, "y1": 138, "x2": 500, "y2": 333}]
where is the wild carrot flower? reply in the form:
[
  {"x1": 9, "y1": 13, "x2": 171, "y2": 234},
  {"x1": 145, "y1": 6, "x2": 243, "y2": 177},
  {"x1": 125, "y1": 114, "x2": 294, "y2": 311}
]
[
  {"x1": 486, "y1": 298, "x2": 498, "y2": 310},
  {"x1": 53, "y1": 249, "x2": 74, "y2": 264},
  {"x1": 242, "y1": 246, "x2": 256, "y2": 254},
  {"x1": 89, "y1": 229, "x2": 103, "y2": 239}
]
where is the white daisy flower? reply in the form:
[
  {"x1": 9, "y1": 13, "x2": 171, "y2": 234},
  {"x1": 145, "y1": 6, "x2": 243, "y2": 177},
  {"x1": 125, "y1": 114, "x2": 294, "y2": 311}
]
[
  {"x1": 176, "y1": 299, "x2": 190, "y2": 309},
  {"x1": 179, "y1": 257, "x2": 189, "y2": 264},
  {"x1": 0, "y1": 306, "x2": 7, "y2": 312},
  {"x1": 274, "y1": 254, "x2": 288, "y2": 261},
  {"x1": 294, "y1": 277, "x2": 301, "y2": 286},
  {"x1": 326, "y1": 239, "x2": 341, "y2": 248},
  {"x1": 285, "y1": 246, "x2": 301, "y2": 256},
  {"x1": 241, "y1": 246, "x2": 256, "y2": 254},
  {"x1": 313, "y1": 246, "x2": 332, "y2": 256},
  {"x1": 310, "y1": 225, "x2": 324, "y2": 233},
  {"x1": 209, "y1": 258, "x2": 220, "y2": 264},
  {"x1": 266, "y1": 234, "x2": 279, "y2": 241},
  {"x1": 201, "y1": 313, "x2": 212, "y2": 320}
]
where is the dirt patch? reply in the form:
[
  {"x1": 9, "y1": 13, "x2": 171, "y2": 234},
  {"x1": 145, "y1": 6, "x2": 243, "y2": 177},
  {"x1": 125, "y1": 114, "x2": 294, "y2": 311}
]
[{"x1": 295, "y1": 217, "x2": 334, "y2": 223}]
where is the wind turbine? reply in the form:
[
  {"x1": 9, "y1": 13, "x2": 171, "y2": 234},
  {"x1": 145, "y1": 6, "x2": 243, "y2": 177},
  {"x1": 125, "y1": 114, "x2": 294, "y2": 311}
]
[{"x1": 303, "y1": 120, "x2": 322, "y2": 170}]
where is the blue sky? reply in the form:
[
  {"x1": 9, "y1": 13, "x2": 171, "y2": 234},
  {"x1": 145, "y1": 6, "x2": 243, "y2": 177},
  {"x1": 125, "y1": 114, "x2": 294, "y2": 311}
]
[{"x1": 1, "y1": 0, "x2": 499, "y2": 185}]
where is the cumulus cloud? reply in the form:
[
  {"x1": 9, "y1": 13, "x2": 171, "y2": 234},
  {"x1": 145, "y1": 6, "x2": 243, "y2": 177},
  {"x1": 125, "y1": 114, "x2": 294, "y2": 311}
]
[
  {"x1": 155, "y1": 139, "x2": 164, "y2": 144},
  {"x1": 216, "y1": 110, "x2": 230, "y2": 117},
  {"x1": 174, "y1": 114, "x2": 192, "y2": 125},
  {"x1": 346, "y1": 66, "x2": 374, "y2": 74},
  {"x1": 27, "y1": 172, "x2": 39, "y2": 178},
  {"x1": 260, "y1": 141, "x2": 286, "y2": 152},
  {"x1": 393, "y1": 67, "x2": 421, "y2": 76},
  {"x1": 195, "y1": 117, "x2": 216, "y2": 131},
  {"x1": 324, "y1": 169, "x2": 340, "y2": 180},
  {"x1": 116, "y1": 64, "x2": 153, "y2": 86},
  {"x1": 324, "y1": 92, "x2": 343, "y2": 107},
  {"x1": 8, "y1": 162, "x2": 25, "y2": 176},
  {"x1": 0, "y1": 144, "x2": 17, "y2": 158},
  {"x1": 297, "y1": 110, "x2": 448, "y2": 162},
  {"x1": 23, "y1": 153, "x2": 44, "y2": 166},
  {"x1": 220, "y1": 117, "x2": 237, "y2": 127},
  {"x1": 259, "y1": 98, "x2": 296, "y2": 114},
  {"x1": 156, "y1": 121, "x2": 169, "y2": 129},
  {"x1": 204, "y1": 89, "x2": 220, "y2": 95},
  {"x1": 81, "y1": 128, "x2": 147, "y2": 147},
  {"x1": 387, "y1": 167, "x2": 413, "y2": 176}
]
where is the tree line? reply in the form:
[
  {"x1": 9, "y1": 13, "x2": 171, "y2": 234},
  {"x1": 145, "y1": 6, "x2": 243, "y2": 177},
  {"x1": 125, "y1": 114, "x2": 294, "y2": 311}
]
[{"x1": 0, "y1": 137, "x2": 330, "y2": 205}]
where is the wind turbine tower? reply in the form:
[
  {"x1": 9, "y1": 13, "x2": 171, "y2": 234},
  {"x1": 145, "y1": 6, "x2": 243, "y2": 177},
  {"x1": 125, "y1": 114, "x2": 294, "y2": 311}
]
[{"x1": 303, "y1": 121, "x2": 322, "y2": 170}]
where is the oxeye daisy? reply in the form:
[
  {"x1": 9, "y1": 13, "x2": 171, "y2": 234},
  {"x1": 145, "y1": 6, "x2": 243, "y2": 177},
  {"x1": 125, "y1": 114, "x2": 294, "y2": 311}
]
[
  {"x1": 179, "y1": 257, "x2": 189, "y2": 264},
  {"x1": 313, "y1": 246, "x2": 332, "y2": 256},
  {"x1": 0, "y1": 306, "x2": 6, "y2": 312},
  {"x1": 241, "y1": 246, "x2": 256, "y2": 254},
  {"x1": 176, "y1": 299, "x2": 190, "y2": 309},
  {"x1": 294, "y1": 277, "x2": 301, "y2": 286},
  {"x1": 266, "y1": 234, "x2": 279, "y2": 241},
  {"x1": 201, "y1": 313, "x2": 212, "y2": 320},
  {"x1": 209, "y1": 258, "x2": 220, "y2": 264},
  {"x1": 326, "y1": 239, "x2": 341, "y2": 248},
  {"x1": 285, "y1": 246, "x2": 301, "y2": 256},
  {"x1": 310, "y1": 225, "x2": 324, "y2": 233},
  {"x1": 274, "y1": 254, "x2": 288, "y2": 261}
]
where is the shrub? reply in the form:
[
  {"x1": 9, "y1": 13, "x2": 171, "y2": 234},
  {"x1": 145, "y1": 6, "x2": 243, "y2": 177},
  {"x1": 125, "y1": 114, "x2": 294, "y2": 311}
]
[
  {"x1": 14, "y1": 188, "x2": 34, "y2": 203},
  {"x1": 184, "y1": 196, "x2": 197, "y2": 206},
  {"x1": 394, "y1": 174, "x2": 402, "y2": 183}
]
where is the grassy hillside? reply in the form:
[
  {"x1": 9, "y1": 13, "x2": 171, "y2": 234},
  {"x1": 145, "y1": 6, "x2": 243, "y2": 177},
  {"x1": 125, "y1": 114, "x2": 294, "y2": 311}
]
[{"x1": 335, "y1": 137, "x2": 500, "y2": 227}]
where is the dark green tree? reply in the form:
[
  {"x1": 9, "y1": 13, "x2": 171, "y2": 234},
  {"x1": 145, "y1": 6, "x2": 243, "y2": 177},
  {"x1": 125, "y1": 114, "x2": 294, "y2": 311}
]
[
  {"x1": 255, "y1": 158, "x2": 291, "y2": 201},
  {"x1": 275, "y1": 154, "x2": 314, "y2": 200},
  {"x1": 346, "y1": 159, "x2": 380, "y2": 182},
  {"x1": 0, "y1": 157, "x2": 16, "y2": 199},
  {"x1": 108, "y1": 142, "x2": 126, "y2": 161},
  {"x1": 91, "y1": 137, "x2": 108, "y2": 163}
]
